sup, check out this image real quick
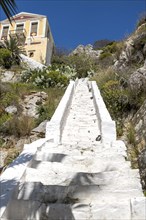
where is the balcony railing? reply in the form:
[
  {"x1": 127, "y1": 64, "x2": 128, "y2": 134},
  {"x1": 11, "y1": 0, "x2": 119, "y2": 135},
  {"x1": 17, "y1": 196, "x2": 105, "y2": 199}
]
[
  {"x1": 9, "y1": 29, "x2": 27, "y2": 38},
  {"x1": 9, "y1": 29, "x2": 27, "y2": 45}
]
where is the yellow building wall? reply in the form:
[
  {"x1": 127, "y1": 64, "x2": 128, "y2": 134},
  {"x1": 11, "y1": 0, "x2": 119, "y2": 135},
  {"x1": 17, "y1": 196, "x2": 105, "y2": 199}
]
[
  {"x1": 25, "y1": 38, "x2": 48, "y2": 64},
  {"x1": 0, "y1": 16, "x2": 53, "y2": 65}
]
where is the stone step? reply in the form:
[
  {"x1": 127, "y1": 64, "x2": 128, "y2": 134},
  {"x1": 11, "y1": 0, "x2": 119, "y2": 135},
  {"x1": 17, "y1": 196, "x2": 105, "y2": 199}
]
[
  {"x1": 3, "y1": 197, "x2": 145, "y2": 220},
  {"x1": 6, "y1": 180, "x2": 144, "y2": 204},
  {"x1": 23, "y1": 168, "x2": 142, "y2": 192},
  {"x1": 28, "y1": 155, "x2": 131, "y2": 173},
  {"x1": 38, "y1": 143, "x2": 127, "y2": 157},
  {"x1": 33, "y1": 152, "x2": 126, "y2": 163}
]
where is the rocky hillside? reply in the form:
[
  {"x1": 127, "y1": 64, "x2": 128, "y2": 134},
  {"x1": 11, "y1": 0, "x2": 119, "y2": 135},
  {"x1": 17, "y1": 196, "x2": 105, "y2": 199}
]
[
  {"x1": 0, "y1": 14, "x2": 146, "y2": 194},
  {"x1": 92, "y1": 18, "x2": 146, "y2": 192}
]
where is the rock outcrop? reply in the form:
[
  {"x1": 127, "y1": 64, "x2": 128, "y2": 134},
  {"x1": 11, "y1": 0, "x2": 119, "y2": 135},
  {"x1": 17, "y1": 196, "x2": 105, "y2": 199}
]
[
  {"x1": 132, "y1": 99, "x2": 146, "y2": 189},
  {"x1": 114, "y1": 27, "x2": 146, "y2": 71},
  {"x1": 128, "y1": 60, "x2": 146, "y2": 93},
  {"x1": 71, "y1": 44, "x2": 102, "y2": 59},
  {"x1": 20, "y1": 91, "x2": 48, "y2": 118},
  {"x1": 0, "y1": 71, "x2": 21, "y2": 83},
  {"x1": 138, "y1": 148, "x2": 146, "y2": 190}
]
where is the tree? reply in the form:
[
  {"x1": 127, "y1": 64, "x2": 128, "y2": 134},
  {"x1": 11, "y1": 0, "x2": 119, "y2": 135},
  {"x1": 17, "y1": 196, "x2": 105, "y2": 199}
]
[
  {"x1": 1, "y1": 37, "x2": 26, "y2": 65},
  {"x1": 0, "y1": 0, "x2": 17, "y2": 23}
]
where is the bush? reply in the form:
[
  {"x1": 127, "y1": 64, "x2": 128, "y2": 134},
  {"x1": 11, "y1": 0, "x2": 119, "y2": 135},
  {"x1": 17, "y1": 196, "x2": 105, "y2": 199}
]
[
  {"x1": 92, "y1": 67, "x2": 117, "y2": 89},
  {"x1": 0, "y1": 113, "x2": 11, "y2": 128},
  {"x1": 99, "y1": 41, "x2": 125, "y2": 64},
  {"x1": 36, "y1": 87, "x2": 64, "y2": 124},
  {"x1": 0, "y1": 48, "x2": 12, "y2": 69},
  {"x1": 66, "y1": 54, "x2": 96, "y2": 78},
  {"x1": 1, "y1": 92, "x2": 19, "y2": 107},
  {"x1": 5, "y1": 115, "x2": 35, "y2": 137},
  {"x1": 101, "y1": 80, "x2": 128, "y2": 118},
  {"x1": 136, "y1": 13, "x2": 146, "y2": 28},
  {"x1": 127, "y1": 123, "x2": 136, "y2": 145},
  {"x1": 21, "y1": 68, "x2": 69, "y2": 88},
  {"x1": 93, "y1": 39, "x2": 113, "y2": 50},
  {"x1": 99, "y1": 52, "x2": 112, "y2": 60}
]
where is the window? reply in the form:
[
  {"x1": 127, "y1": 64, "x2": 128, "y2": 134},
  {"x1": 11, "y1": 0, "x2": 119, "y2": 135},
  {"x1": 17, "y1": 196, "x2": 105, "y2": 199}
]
[
  {"x1": 30, "y1": 22, "x2": 38, "y2": 36},
  {"x1": 16, "y1": 24, "x2": 24, "y2": 34},
  {"x1": 28, "y1": 50, "x2": 35, "y2": 57},
  {"x1": 1, "y1": 26, "x2": 9, "y2": 39},
  {"x1": 29, "y1": 52, "x2": 34, "y2": 57}
]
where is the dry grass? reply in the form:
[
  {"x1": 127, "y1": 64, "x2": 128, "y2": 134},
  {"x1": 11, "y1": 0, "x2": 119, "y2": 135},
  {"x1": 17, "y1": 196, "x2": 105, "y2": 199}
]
[{"x1": 92, "y1": 67, "x2": 117, "y2": 89}]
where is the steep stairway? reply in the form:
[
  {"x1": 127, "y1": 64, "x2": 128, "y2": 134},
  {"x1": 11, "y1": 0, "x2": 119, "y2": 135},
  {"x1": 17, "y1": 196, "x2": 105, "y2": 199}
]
[{"x1": 1, "y1": 79, "x2": 145, "y2": 220}]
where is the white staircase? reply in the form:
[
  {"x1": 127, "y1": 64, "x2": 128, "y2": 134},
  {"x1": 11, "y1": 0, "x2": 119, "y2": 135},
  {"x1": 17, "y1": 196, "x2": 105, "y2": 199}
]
[{"x1": 1, "y1": 79, "x2": 146, "y2": 220}]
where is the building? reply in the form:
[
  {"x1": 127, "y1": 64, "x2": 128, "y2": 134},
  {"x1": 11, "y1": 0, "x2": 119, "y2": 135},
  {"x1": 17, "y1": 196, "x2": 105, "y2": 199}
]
[{"x1": 0, "y1": 12, "x2": 54, "y2": 65}]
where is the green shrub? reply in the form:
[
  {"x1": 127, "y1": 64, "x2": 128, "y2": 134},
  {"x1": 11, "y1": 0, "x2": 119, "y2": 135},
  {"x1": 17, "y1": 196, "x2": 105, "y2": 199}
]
[
  {"x1": 125, "y1": 86, "x2": 146, "y2": 111},
  {"x1": 127, "y1": 123, "x2": 136, "y2": 145},
  {"x1": 0, "y1": 113, "x2": 11, "y2": 128},
  {"x1": 93, "y1": 39, "x2": 113, "y2": 50},
  {"x1": 92, "y1": 67, "x2": 117, "y2": 89},
  {"x1": 0, "y1": 48, "x2": 12, "y2": 69},
  {"x1": 116, "y1": 120, "x2": 124, "y2": 137},
  {"x1": 99, "y1": 41, "x2": 124, "y2": 62},
  {"x1": 1, "y1": 92, "x2": 19, "y2": 107},
  {"x1": 21, "y1": 68, "x2": 69, "y2": 88},
  {"x1": 99, "y1": 52, "x2": 112, "y2": 60},
  {"x1": 66, "y1": 54, "x2": 96, "y2": 78},
  {"x1": 101, "y1": 80, "x2": 128, "y2": 118},
  {"x1": 136, "y1": 13, "x2": 146, "y2": 28},
  {"x1": 36, "y1": 87, "x2": 65, "y2": 124}
]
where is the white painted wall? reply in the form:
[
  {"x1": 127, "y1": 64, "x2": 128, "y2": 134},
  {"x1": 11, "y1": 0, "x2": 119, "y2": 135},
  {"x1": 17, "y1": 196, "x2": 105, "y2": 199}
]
[
  {"x1": 91, "y1": 81, "x2": 117, "y2": 143},
  {"x1": 45, "y1": 80, "x2": 76, "y2": 144}
]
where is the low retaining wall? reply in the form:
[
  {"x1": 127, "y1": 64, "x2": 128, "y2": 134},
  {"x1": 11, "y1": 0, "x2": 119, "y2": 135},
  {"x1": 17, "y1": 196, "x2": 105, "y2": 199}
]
[
  {"x1": 0, "y1": 138, "x2": 47, "y2": 218},
  {"x1": 45, "y1": 80, "x2": 76, "y2": 144},
  {"x1": 91, "y1": 81, "x2": 116, "y2": 143}
]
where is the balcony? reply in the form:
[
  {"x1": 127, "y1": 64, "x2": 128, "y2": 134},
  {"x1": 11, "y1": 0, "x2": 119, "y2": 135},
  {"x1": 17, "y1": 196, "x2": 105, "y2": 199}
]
[{"x1": 9, "y1": 29, "x2": 27, "y2": 45}]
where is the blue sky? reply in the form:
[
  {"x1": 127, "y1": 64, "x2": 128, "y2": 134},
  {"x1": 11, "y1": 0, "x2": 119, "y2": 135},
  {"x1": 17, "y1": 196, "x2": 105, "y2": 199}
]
[{"x1": 0, "y1": 0, "x2": 145, "y2": 50}]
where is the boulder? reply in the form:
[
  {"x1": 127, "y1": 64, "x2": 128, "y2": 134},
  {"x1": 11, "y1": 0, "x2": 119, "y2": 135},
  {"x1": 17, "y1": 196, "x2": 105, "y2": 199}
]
[
  {"x1": 0, "y1": 71, "x2": 21, "y2": 83},
  {"x1": 5, "y1": 106, "x2": 17, "y2": 114},
  {"x1": 71, "y1": 44, "x2": 102, "y2": 59},
  {"x1": 21, "y1": 91, "x2": 48, "y2": 118},
  {"x1": 128, "y1": 63, "x2": 146, "y2": 93},
  {"x1": 31, "y1": 120, "x2": 47, "y2": 138}
]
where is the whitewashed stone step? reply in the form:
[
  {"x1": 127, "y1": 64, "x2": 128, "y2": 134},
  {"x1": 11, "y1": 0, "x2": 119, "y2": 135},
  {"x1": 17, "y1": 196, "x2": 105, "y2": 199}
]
[
  {"x1": 33, "y1": 152, "x2": 126, "y2": 163},
  {"x1": 24, "y1": 168, "x2": 141, "y2": 192},
  {"x1": 1, "y1": 200, "x2": 45, "y2": 220},
  {"x1": 38, "y1": 143, "x2": 127, "y2": 157},
  {"x1": 28, "y1": 156, "x2": 131, "y2": 173},
  {"x1": 8, "y1": 181, "x2": 143, "y2": 204},
  {"x1": 3, "y1": 198, "x2": 146, "y2": 220}
]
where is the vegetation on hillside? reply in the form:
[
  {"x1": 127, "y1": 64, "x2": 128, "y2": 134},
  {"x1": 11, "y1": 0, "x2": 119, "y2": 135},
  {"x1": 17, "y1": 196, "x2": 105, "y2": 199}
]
[{"x1": 0, "y1": 38, "x2": 26, "y2": 68}]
